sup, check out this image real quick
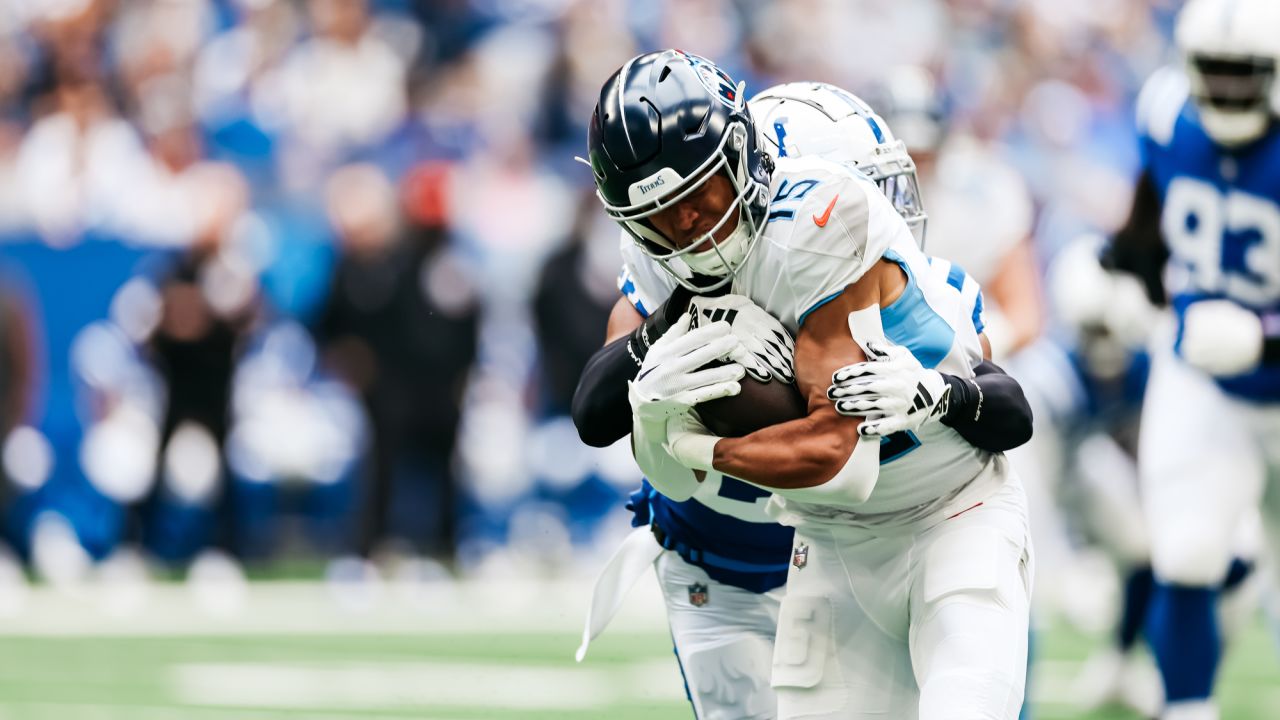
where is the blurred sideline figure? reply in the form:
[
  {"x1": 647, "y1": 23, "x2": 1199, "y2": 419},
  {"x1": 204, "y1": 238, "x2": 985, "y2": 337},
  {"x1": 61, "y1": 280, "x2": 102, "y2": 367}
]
[
  {"x1": 137, "y1": 164, "x2": 258, "y2": 567},
  {"x1": 1087, "y1": 0, "x2": 1280, "y2": 718},
  {"x1": 318, "y1": 162, "x2": 479, "y2": 566},
  {"x1": 0, "y1": 291, "x2": 33, "y2": 460},
  {"x1": 534, "y1": 193, "x2": 619, "y2": 419},
  {"x1": 574, "y1": 64, "x2": 1033, "y2": 719},
  {"x1": 0, "y1": 290, "x2": 33, "y2": 527},
  {"x1": 530, "y1": 192, "x2": 633, "y2": 539}
]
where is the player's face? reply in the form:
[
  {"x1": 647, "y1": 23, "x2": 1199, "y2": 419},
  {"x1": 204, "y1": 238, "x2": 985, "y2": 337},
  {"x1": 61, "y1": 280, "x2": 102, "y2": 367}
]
[{"x1": 648, "y1": 172, "x2": 740, "y2": 252}]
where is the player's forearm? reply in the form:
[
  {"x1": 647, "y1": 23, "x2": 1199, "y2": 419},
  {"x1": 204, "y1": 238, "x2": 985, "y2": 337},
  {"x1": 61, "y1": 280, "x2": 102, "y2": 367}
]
[
  {"x1": 572, "y1": 336, "x2": 637, "y2": 447},
  {"x1": 939, "y1": 361, "x2": 1033, "y2": 452},
  {"x1": 711, "y1": 410, "x2": 860, "y2": 489},
  {"x1": 572, "y1": 292, "x2": 690, "y2": 448},
  {"x1": 1103, "y1": 170, "x2": 1168, "y2": 306}
]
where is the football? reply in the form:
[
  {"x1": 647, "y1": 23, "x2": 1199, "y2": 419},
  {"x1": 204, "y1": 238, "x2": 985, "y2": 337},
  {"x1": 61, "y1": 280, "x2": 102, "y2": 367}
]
[{"x1": 697, "y1": 364, "x2": 807, "y2": 437}]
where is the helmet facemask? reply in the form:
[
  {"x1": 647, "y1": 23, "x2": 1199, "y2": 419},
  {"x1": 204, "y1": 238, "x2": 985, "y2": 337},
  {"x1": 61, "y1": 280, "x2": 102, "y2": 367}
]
[
  {"x1": 597, "y1": 120, "x2": 769, "y2": 292},
  {"x1": 1186, "y1": 53, "x2": 1278, "y2": 146},
  {"x1": 867, "y1": 145, "x2": 927, "y2": 247}
]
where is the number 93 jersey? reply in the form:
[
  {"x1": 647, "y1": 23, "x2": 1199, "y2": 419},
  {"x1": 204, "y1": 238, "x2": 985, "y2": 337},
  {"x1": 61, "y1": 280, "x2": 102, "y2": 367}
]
[{"x1": 1138, "y1": 66, "x2": 1280, "y2": 400}]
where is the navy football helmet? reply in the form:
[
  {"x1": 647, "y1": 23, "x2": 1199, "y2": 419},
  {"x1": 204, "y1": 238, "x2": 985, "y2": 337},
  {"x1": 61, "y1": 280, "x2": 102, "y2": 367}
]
[{"x1": 585, "y1": 50, "x2": 772, "y2": 292}]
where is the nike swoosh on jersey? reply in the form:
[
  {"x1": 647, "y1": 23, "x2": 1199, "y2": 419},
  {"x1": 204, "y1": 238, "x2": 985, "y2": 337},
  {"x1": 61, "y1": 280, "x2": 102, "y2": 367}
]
[{"x1": 813, "y1": 195, "x2": 839, "y2": 227}]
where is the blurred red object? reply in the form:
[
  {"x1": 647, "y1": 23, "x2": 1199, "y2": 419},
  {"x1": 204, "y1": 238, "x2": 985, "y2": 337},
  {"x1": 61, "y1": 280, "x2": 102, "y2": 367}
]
[{"x1": 401, "y1": 161, "x2": 454, "y2": 229}]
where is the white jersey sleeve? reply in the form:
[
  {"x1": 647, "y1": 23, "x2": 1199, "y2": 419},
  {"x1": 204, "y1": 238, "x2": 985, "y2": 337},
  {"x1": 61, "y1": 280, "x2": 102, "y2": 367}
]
[
  {"x1": 780, "y1": 166, "x2": 901, "y2": 328},
  {"x1": 1134, "y1": 64, "x2": 1188, "y2": 149},
  {"x1": 617, "y1": 232, "x2": 677, "y2": 319},
  {"x1": 922, "y1": 254, "x2": 989, "y2": 343}
]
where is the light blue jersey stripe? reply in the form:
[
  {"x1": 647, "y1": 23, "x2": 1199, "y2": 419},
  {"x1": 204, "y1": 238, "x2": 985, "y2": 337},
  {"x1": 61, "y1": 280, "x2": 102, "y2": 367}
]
[{"x1": 881, "y1": 250, "x2": 955, "y2": 369}]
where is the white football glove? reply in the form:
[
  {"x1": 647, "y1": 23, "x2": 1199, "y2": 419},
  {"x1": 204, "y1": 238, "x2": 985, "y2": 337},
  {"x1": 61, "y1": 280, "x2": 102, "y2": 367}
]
[
  {"x1": 1180, "y1": 299, "x2": 1263, "y2": 377},
  {"x1": 628, "y1": 314, "x2": 745, "y2": 439},
  {"x1": 688, "y1": 293, "x2": 795, "y2": 384},
  {"x1": 826, "y1": 340, "x2": 949, "y2": 438}
]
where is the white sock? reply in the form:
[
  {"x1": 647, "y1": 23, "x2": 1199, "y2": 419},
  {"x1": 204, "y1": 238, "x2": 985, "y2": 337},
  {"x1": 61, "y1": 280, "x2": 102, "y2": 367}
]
[{"x1": 1162, "y1": 699, "x2": 1219, "y2": 720}]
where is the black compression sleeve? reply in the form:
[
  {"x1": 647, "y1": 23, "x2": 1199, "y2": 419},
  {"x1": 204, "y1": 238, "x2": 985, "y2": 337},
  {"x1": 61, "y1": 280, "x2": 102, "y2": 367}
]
[
  {"x1": 626, "y1": 286, "x2": 693, "y2": 362},
  {"x1": 571, "y1": 335, "x2": 640, "y2": 447},
  {"x1": 1102, "y1": 170, "x2": 1168, "y2": 306},
  {"x1": 570, "y1": 288, "x2": 693, "y2": 448},
  {"x1": 938, "y1": 360, "x2": 1034, "y2": 452}
]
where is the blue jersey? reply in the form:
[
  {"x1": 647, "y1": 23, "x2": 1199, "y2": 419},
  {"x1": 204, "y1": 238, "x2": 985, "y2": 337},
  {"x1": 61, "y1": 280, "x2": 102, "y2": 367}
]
[
  {"x1": 629, "y1": 479, "x2": 794, "y2": 593},
  {"x1": 1138, "y1": 68, "x2": 1280, "y2": 401}
]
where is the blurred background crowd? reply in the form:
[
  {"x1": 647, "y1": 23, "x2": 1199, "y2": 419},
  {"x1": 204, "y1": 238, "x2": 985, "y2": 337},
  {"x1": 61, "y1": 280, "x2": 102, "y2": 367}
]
[{"x1": 0, "y1": 0, "x2": 1180, "y2": 596}]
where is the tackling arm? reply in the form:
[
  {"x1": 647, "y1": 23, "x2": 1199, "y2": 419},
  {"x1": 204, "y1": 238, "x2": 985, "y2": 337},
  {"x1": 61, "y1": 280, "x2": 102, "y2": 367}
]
[
  {"x1": 571, "y1": 290, "x2": 690, "y2": 447},
  {"x1": 939, "y1": 359, "x2": 1033, "y2": 451},
  {"x1": 573, "y1": 292, "x2": 727, "y2": 499}
]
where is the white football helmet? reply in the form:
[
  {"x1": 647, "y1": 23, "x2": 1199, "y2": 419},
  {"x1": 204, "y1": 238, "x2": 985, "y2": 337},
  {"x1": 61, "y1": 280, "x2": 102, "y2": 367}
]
[
  {"x1": 1176, "y1": 0, "x2": 1280, "y2": 146},
  {"x1": 750, "y1": 82, "x2": 926, "y2": 245}
]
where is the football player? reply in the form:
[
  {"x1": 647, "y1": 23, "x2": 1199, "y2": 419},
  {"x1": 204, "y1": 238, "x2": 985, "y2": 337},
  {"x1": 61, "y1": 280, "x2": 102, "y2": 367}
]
[
  {"x1": 577, "y1": 53, "x2": 1033, "y2": 720},
  {"x1": 1095, "y1": 1, "x2": 1280, "y2": 717},
  {"x1": 576, "y1": 81, "x2": 1025, "y2": 718},
  {"x1": 1050, "y1": 234, "x2": 1264, "y2": 716}
]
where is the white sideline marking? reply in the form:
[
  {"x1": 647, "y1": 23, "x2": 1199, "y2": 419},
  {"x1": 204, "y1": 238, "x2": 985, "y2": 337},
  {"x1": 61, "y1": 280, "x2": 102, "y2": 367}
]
[
  {"x1": 171, "y1": 660, "x2": 685, "y2": 710},
  {"x1": 0, "y1": 701, "x2": 422, "y2": 720},
  {"x1": 0, "y1": 577, "x2": 670, "y2": 637}
]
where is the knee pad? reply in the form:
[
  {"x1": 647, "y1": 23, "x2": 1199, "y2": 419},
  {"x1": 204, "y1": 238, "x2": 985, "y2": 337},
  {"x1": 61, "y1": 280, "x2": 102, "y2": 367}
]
[
  {"x1": 680, "y1": 633, "x2": 776, "y2": 720},
  {"x1": 922, "y1": 524, "x2": 1031, "y2": 611},
  {"x1": 915, "y1": 527, "x2": 1030, "y2": 720},
  {"x1": 919, "y1": 665, "x2": 1023, "y2": 720}
]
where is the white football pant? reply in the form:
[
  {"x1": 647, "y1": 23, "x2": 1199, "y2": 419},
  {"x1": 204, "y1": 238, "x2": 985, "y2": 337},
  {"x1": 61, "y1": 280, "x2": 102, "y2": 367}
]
[
  {"x1": 655, "y1": 551, "x2": 784, "y2": 720},
  {"x1": 772, "y1": 470, "x2": 1033, "y2": 720},
  {"x1": 1139, "y1": 348, "x2": 1280, "y2": 587}
]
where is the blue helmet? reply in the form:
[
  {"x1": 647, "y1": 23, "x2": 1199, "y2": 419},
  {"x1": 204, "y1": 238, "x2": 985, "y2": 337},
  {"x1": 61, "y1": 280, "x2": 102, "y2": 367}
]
[{"x1": 585, "y1": 50, "x2": 772, "y2": 292}]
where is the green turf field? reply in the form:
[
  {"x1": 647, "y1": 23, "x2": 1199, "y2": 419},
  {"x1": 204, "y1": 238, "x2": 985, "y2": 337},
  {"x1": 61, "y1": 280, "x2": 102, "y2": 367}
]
[{"x1": 0, "y1": 580, "x2": 1274, "y2": 719}]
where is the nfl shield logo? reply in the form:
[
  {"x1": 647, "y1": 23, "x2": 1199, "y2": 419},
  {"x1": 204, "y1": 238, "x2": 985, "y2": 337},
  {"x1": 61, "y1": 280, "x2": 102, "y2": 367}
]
[
  {"x1": 688, "y1": 583, "x2": 709, "y2": 607},
  {"x1": 792, "y1": 543, "x2": 809, "y2": 570}
]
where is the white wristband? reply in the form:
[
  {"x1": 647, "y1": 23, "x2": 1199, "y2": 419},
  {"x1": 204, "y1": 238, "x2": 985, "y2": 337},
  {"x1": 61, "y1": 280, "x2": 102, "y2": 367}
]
[{"x1": 666, "y1": 428, "x2": 720, "y2": 472}]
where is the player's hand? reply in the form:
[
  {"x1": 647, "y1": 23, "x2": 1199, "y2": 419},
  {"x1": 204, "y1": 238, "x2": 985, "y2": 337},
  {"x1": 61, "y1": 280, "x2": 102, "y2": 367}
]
[
  {"x1": 1181, "y1": 299, "x2": 1263, "y2": 377},
  {"x1": 628, "y1": 314, "x2": 745, "y2": 434},
  {"x1": 827, "y1": 340, "x2": 949, "y2": 438},
  {"x1": 688, "y1": 294, "x2": 795, "y2": 384}
]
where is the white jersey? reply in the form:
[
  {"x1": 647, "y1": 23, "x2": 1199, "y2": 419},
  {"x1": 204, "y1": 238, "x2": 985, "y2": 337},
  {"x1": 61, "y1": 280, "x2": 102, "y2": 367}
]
[{"x1": 620, "y1": 155, "x2": 996, "y2": 519}]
